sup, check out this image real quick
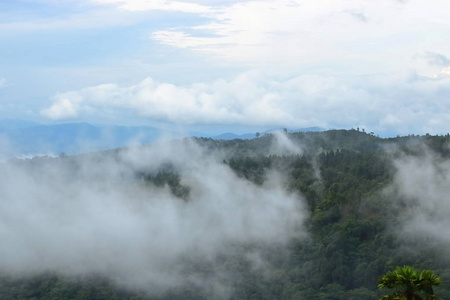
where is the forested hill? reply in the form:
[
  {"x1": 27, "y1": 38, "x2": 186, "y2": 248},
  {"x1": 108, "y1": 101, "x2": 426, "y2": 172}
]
[
  {"x1": 194, "y1": 129, "x2": 450, "y2": 156},
  {"x1": 1, "y1": 129, "x2": 450, "y2": 300}
]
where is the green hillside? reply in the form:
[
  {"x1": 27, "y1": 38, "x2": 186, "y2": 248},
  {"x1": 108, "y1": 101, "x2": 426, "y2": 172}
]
[{"x1": 1, "y1": 129, "x2": 450, "y2": 300}]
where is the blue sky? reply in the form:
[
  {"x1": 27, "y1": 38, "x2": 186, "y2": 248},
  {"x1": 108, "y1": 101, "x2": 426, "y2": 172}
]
[{"x1": 1, "y1": 0, "x2": 450, "y2": 136}]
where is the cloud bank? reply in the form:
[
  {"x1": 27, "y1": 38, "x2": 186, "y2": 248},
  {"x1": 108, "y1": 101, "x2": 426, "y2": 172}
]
[
  {"x1": 78, "y1": 0, "x2": 450, "y2": 74},
  {"x1": 42, "y1": 70, "x2": 450, "y2": 135}
]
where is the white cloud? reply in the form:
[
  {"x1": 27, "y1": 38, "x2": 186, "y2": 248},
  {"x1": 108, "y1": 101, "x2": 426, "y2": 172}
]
[
  {"x1": 41, "y1": 70, "x2": 450, "y2": 135},
  {"x1": 420, "y1": 52, "x2": 450, "y2": 67},
  {"x1": 41, "y1": 96, "x2": 80, "y2": 119},
  {"x1": 6, "y1": 0, "x2": 450, "y2": 74},
  {"x1": 412, "y1": 52, "x2": 450, "y2": 78},
  {"x1": 148, "y1": 0, "x2": 450, "y2": 72},
  {"x1": 442, "y1": 67, "x2": 450, "y2": 75}
]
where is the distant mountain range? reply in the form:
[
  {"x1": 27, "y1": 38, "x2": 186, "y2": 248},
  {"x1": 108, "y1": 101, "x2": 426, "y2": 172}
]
[
  {"x1": 0, "y1": 119, "x2": 324, "y2": 157},
  {"x1": 211, "y1": 127, "x2": 323, "y2": 140},
  {"x1": 0, "y1": 121, "x2": 162, "y2": 157}
]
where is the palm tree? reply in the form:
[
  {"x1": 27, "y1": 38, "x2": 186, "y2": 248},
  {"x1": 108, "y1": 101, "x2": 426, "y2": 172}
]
[{"x1": 378, "y1": 266, "x2": 442, "y2": 300}]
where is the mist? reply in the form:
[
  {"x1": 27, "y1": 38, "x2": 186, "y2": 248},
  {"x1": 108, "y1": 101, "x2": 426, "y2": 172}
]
[
  {"x1": 0, "y1": 138, "x2": 306, "y2": 294},
  {"x1": 269, "y1": 131, "x2": 303, "y2": 155},
  {"x1": 390, "y1": 148, "x2": 450, "y2": 253}
]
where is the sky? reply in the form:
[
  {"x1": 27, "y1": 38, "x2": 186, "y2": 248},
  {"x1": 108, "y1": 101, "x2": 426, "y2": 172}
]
[{"x1": 1, "y1": 0, "x2": 450, "y2": 136}]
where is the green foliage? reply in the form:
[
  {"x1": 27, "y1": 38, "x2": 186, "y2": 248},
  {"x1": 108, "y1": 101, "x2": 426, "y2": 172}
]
[
  {"x1": 378, "y1": 266, "x2": 442, "y2": 300},
  {"x1": 2, "y1": 130, "x2": 450, "y2": 299},
  {"x1": 138, "y1": 163, "x2": 190, "y2": 200}
]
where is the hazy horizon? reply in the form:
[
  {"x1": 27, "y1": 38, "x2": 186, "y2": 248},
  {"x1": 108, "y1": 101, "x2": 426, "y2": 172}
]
[{"x1": 1, "y1": 0, "x2": 450, "y2": 137}]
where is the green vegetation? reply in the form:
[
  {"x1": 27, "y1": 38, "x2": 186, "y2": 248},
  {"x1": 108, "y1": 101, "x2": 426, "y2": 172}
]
[
  {"x1": 1, "y1": 129, "x2": 450, "y2": 299},
  {"x1": 378, "y1": 266, "x2": 442, "y2": 300}
]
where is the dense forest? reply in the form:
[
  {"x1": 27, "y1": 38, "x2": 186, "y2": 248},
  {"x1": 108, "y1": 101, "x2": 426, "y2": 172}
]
[{"x1": 1, "y1": 129, "x2": 450, "y2": 299}]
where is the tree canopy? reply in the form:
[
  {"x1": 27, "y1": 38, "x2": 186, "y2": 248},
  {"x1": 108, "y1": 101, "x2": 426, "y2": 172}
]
[
  {"x1": 378, "y1": 266, "x2": 442, "y2": 300},
  {"x1": 1, "y1": 130, "x2": 450, "y2": 300}
]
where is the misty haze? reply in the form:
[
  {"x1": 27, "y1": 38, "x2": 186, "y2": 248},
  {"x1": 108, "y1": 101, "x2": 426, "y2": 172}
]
[
  {"x1": 2, "y1": 0, "x2": 450, "y2": 299},
  {"x1": 1, "y1": 131, "x2": 450, "y2": 299}
]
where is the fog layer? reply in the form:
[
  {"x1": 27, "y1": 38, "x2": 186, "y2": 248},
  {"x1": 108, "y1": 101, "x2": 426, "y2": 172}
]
[{"x1": 0, "y1": 139, "x2": 306, "y2": 289}]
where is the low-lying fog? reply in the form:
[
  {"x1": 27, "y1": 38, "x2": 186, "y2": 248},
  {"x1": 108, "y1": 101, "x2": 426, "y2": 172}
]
[{"x1": 0, "y1": 138, "x2": 306, "y2": 292}]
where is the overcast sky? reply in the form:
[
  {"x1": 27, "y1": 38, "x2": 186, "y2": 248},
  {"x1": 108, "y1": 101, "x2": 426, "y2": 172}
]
[{"x1": 1, "y1": 0, "x2": 450, "y2": 136}]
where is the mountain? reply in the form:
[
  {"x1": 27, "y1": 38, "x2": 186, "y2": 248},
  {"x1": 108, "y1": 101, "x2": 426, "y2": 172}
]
[
  {"x1": 264, "y1": 126, "x2": 324, "y2": 133},
  {"x1": 0, "y1": 120, "x2": 326, "y2": 157},
  {"x1": 210, "y1": 127, "x2": 326, "y2": 140},
  {"x1": 0, "y1": 122, "x2": 162, "y2": 156},
  {"x1": 1, "y1": 129, "x2": 450, "y2": 300},
  {"x1": 211, "y1": 132, "x2": 257, "y2": 140}
]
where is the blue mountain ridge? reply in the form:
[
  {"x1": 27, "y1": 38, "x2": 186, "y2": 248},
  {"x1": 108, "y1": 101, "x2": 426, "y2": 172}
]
[{"x1": 0, "y1": 120, "x2": 325, "y2": 157}]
